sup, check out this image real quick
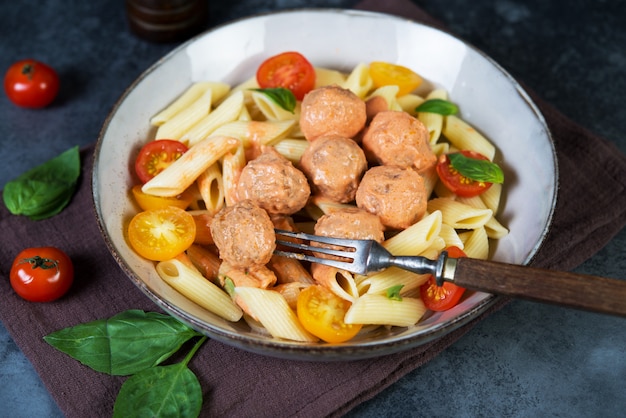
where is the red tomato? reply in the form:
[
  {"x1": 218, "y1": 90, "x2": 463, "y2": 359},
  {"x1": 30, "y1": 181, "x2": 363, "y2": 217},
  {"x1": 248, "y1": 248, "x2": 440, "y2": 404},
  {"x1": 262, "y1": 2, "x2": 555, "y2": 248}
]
[
  {"x1": 4, "y1": 59, "x2": 60, "y2": 108},
  {"x1": 256, "y1": 51, "x2": 316, "y2": 100},
  {"x1": 436, "y1": 150, "x2": 494, "y2": 197},
  {"x1": 296, "y1": 285, "x2": 362, "y2": 343},
  {"x1": 420, "y1": 246, "x2": 467, "y2": 311},
  {"x1": 134, "y1": 139, "x2": 188, "y2": 183},
  {"x1": 10, "y1": 247, "x2": 74, "y2": 302}
]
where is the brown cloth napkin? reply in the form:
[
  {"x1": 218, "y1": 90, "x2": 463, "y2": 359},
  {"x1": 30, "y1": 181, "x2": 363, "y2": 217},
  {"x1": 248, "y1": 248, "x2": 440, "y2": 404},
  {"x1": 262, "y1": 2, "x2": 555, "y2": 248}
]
[{"x1": 1, "y1": 0, "x2": 625, "y2": 417}]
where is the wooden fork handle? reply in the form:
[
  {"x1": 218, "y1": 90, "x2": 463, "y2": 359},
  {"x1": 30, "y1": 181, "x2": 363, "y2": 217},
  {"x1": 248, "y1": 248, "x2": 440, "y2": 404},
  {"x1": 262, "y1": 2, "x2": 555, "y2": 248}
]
[{"x1": 448, "y1": 258, "x2": 626, "y2": 317}]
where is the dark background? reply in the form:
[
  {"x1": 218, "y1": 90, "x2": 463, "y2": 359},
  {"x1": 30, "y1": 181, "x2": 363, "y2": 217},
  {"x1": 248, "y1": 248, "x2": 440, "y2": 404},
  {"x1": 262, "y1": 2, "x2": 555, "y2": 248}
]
[{"x1": 1, "y1": 1, "x2": 624, "y2": 416}]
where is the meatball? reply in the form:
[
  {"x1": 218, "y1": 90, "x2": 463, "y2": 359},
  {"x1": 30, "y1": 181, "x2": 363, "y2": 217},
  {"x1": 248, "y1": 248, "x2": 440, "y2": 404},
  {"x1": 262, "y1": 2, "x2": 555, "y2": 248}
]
[
  {"x1": 361, "y1": 110, "x2": 436, "y2": 174},
  {"x1": 356, "y1": 165, "x2": 428, "y2": 230},
  {"x1": 299, "y1": 85, "x2": 366, "y2": 141},
  {"x1": 314, "y1": 207, "x2": 385, "y2": 243},
  {"x1": 299, "y1": 135, "x2": 367, "y2": 203},
  {"x1": 210, "y1": 200, "x2": 276, "y2": 269},
  {"x1": 237, "y1": 147, "x2": 310, "y2": 215}
]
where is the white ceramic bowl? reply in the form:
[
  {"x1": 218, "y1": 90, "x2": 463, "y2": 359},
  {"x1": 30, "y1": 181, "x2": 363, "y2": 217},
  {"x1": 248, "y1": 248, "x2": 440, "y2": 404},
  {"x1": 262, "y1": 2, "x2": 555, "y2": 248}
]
[{"x1": 93, "y1": 9, "x2": 557, "y2": 361}]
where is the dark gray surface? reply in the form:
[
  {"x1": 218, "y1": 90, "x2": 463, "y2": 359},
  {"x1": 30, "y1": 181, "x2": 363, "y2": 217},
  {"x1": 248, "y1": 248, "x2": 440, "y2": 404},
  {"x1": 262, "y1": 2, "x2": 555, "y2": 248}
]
[{"x1": 1, "y1": 1, "x2": 624, "y2": 417}]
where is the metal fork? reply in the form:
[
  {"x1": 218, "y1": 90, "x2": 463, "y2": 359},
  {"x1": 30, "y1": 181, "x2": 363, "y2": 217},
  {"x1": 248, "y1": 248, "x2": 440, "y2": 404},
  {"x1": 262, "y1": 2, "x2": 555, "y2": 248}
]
[{"x1": 274, "y1": 229, "x2": 626, "y2": 317}]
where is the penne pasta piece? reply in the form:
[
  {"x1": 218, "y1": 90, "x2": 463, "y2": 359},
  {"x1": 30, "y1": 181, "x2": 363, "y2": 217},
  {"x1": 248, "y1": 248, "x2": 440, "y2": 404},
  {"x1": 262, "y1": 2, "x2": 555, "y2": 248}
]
[
  {"x1": 480, "y1": 182, "x2": 503, "y2": 213},
  {"x1": 456, "y1": 193, "x2": 508, "y2": 239},
  {"x1": 233, "y1": 287, "x2": 318, "y2": 342},
  {"x1": 196, "y1": 162, "x2": 224, "y2": 215},
  {"x1": 251, "y1": 90, "x2": 301, "y2": 122},
  {"x1": 306, "y1": 196, "x2": 356, "y2": 219},
  {"x1": 268, "y1": 255, "x2": 315, "y2": 285},
  {"x1": 365, "y1": 85, "x2": 402, "y2": 111},
  {"x1": 360, "y1": 267, "x2": 430, "y2": 296},
  {"x1": 458, "y1": 226, "x2": 490, "y2": 259},
  {"x1": 383, "y1": 211, "x2": 442, "y2": 256},
  {"x1": 341, "y1": 62, "x2": 373, "y2": 98},
  {"x1": 311, "y1": 263, "x2": 360, "y2": 302},
  {"x1": 154, "y1": 87, "x2": 214, "y2": 140},
  {"x1": 443, "y1": 115, "x2": 496, "y2": 160},
  {"x1": 185, "y1": 244, "x2": 220, "y2": 282},
  {"x1": 211, "y1": 120, "x2": 296, "y2": 149},
  {"x1": 189, "y1": 210, "x2": 214, "y2": 245},
  {"x1": 150, "y1": 82, "x2": 227, "y2": 126},
  {"x1": 273, "y1": 282, "x2": 311, "y2": 310},
  {"x1": 438, "y1": 223, "x2": 465, "y2": 249},
  {"x1": 182, "y1": 90, "x2": 245, "y2": 146},
  {"x1": 484, "y1": 216, "x2": 509, "y2": 239},
  {"x1": 418, "y1": 88, "x2": 448, "y2": 144},
  {"x1": 344, "y1": 294, "x2": 426, "y2": 327},
  {"x1": 427, "y1": 197, "x2": 492, "y2": 230},
  {"x1": 395, "y1": 93, "x2": 425, "y2": 115},
  {"x1": 142, "y1": 135, "x2": 239, "y2": 197},
  {"x1": 221, "y1": 142, "x2": 246, "y2": 206},
  {"x1": 272, "y1": 138, "x2": 310, "y2": 163},
  {"x1": 314, "y1": 67, "x2": 346, "y2": 87},
  {"x1": 155, "y1": 258, "x2": 242, "y2": 322}
]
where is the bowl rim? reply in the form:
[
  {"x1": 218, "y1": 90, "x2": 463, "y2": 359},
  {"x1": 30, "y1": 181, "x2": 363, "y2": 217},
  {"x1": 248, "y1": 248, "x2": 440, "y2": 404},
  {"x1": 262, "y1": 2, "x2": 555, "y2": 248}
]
[{"x1": 92, "y1": 7, "x2": 558, "y2": 361}]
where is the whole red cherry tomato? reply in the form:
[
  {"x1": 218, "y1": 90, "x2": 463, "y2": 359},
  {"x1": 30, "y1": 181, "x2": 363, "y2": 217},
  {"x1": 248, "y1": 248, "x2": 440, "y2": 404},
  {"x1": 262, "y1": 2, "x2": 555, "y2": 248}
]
[
  {"x1": 4, "y1": 59, "x2": 60, "y2": 108},
  {"x1": 10, "y1": 247, "x2": 74, "y2": 302}
]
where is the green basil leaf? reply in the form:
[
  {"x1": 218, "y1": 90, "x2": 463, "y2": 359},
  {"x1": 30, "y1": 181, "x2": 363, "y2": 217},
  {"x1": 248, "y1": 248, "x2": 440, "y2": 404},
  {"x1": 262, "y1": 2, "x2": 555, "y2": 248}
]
[
  {"x1": 113, "y1": 363, "x2": 202, "y2": 418},
  {"x1": 2, "y1": 145, "x2": 80, "y2": 220},
  {"x1": 448, "y1": 153, "x2": 504, "y2": 183},
  {"x1": 250, "y1": 87, "x2": 296, "y2": 113},
  {"x1": 415, "y1": 98, "x2": 458, "y2": 115},
  {"x1": 386, "y1": 285, "x2": 404, "y2": 301},
  {"x1": 43, "y1": 310, "x2": 201, "y2": 376}
]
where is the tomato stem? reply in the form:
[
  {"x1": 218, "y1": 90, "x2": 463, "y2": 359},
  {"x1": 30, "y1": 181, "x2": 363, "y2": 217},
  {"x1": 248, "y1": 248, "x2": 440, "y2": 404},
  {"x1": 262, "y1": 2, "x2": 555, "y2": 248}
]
[{"x1": 21, "y1": 256, "x2": 59, "y2": 272}]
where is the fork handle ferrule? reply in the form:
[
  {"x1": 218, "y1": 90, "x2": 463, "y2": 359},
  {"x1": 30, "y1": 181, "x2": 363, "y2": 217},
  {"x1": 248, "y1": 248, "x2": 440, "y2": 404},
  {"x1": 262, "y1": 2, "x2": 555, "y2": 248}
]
[{"x1": 435, "y1": 251, "x2": 458, "y2": 286}]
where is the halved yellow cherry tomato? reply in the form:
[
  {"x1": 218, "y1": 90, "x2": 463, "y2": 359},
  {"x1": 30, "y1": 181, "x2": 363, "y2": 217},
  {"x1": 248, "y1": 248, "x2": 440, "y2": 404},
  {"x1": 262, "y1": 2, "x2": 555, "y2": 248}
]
[
  {"x1": 131, "y1": 185, "x2": 193, "y2": 211},
  {"x1": 296, "y1": 285, "x2": 362, "y2": 343},
  {"x1": 128, "y1": 206, "x2": 196, "y2": 261},
  {"x1": 369, "y1": 61, "x2": 423, "y2": 96}
]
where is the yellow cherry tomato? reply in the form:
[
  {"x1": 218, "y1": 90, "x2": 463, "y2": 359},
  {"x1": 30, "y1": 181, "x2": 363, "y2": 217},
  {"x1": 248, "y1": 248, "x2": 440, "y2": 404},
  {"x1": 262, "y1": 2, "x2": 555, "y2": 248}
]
[
  {"x1": 369, "y1": 61, "x2": 423, "y2": 96},
  {"x1": 131, "y1": 185, "x2": 193, "y2": 211},
  {"x1": 296, "y1": 285, "x2": 362, "y2": 343},
  {"x1": 128, "y1": 206, "x2": 196, "y2": 261}
]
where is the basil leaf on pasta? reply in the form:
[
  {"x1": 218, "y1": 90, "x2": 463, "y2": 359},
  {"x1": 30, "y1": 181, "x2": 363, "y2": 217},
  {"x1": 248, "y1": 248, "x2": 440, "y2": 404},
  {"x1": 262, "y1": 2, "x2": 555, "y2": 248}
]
[
  {"x1": 415, "y1": 98, "x2": 458, "y2": 115},
  {"x1": 448, "y1": 153, "x2": 504, "y2": 183}
]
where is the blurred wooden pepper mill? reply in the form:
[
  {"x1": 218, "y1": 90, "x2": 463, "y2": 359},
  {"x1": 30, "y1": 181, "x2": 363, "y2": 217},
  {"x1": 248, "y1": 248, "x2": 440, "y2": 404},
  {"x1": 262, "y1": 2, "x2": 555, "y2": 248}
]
[{"x1": 125, "y1": 0, "x2": 209, "y2": 42}]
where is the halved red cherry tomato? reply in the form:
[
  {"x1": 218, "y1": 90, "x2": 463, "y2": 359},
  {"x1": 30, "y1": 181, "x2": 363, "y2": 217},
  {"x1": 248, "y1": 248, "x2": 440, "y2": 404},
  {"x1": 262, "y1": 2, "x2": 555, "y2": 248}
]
[
  {"x1": 256, "y1": 51, "x2": 316, "y2": 101},
  {"x1": 4, "y1": 59, "x2": 60, "y2": 108},
  {"x1": 420, "y1": 246, "x2": 467, "y2": 311},
  {"x1": 128, "y1": 206, "x2": 196, "y2": 261},
  {"x1": 10, "y1": 247, "x2": 74, "y2": 302},
  {"x1": 369, "y1": 61, "x2": 423, "y2": 96},
  {"x1": 436, "y1": 150, "x2": 494, "y2": 197},
  {"x1": 297, "y1": 285, "x2": 362, "y2": 343},
  {"x1": 134, "y1": 139, "x2": 188, "y2": 183}
]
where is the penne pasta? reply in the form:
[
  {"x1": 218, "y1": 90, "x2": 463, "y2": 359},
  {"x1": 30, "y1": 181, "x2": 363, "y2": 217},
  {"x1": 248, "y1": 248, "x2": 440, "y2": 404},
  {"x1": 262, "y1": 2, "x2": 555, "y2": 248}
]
[
  {"x1": 344, "y1": 294, "x2": 427, "y2": 327},
  {"x1": 221, "y1": 142, "x2": 246, "y2": 206},
  {"x1": 196, "y1": 162, "x2": 224, "y2": 215},
  {"x1": 314, "y1": 67, "x2": 346, "y2": 87},
  {"x1": 182, "y1": 90, "x2": 245, "y2": 146},
  {"x1": 341, "y1": 62, "x2": 373, "y2": 98},
  {"x1": 395, "y1": 93, "x2": 425, "y2": 115},
  {"x1": 150, "y1": 83, "x2": 209, "y2": 126},
  {"x1": 155, "y1": 258, "x2": 242, "y2": 322},
  {"x1": 211, "y1": 120, "x2": 296, "y2": 148},
  {"x1": 418, "y1": 88, "x2": 448, "y2": 144},
  {"x1": 443, "y1": 115, "x2": 496, "y2": 160},
  {"x1": 458, "y1": 226, "x2": 490, "y2": 259},
  {"x1": 311, "y1": 263, "x2": 360, "y2": 302},
  {"x1": 427, "y1": 197, "x2": 493, "y2": 230},
  {"x1": 233, "y1": 286, "x2": 318, "y2": 342},
  {"x1": 383, "y1": 211, "x2": 443, "y2": 256},
  {"x1": 154, "y1": 87, "x2": 214, "y2": 140},
  {"x1": 251, "y1": 91, "x2": 301, "y2": 122},
  {"x1": 272, "y1": 138, "x2": 309, "y2": 163}
]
